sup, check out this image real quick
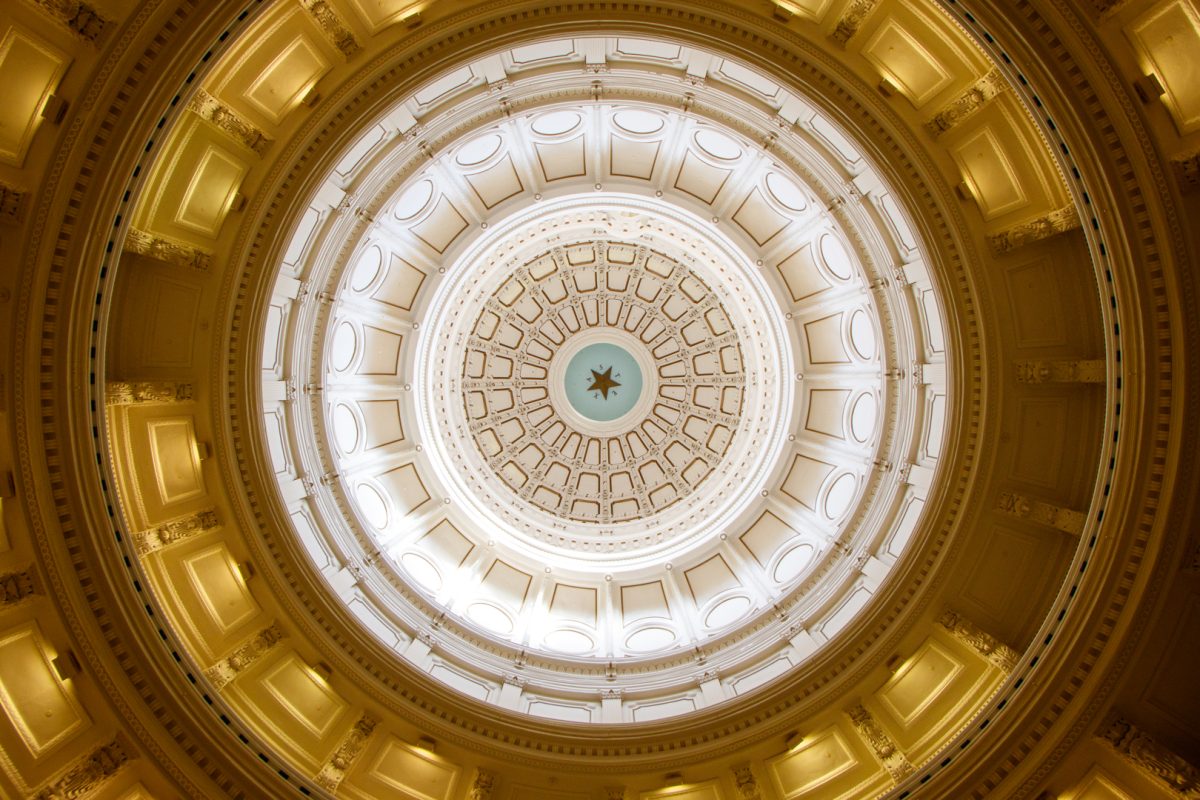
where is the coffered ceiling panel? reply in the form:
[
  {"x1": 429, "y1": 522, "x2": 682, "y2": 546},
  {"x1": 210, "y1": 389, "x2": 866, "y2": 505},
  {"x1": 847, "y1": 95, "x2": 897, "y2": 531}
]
[{"x1": 0, "y1": 25, "x2": 67, "y2": 165}]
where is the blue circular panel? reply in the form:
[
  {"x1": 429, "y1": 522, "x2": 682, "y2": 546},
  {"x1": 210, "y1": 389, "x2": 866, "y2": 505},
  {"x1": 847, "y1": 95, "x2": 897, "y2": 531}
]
[{"x1": 563, "y1": 343, "x2": 643, "y2": 422}]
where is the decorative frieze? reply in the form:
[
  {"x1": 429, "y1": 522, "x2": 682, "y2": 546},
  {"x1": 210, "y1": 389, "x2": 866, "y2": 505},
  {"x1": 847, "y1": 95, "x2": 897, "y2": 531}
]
[
  {"x1": 188, "y1": 89, "x2": 271, "y2": 155},
  {"x1": 205, "y1": 624, "x2": 285, "y2": 689},
  {"x1": 997, "y1": 491, "x2": 1086, "y2": 535},
  {"x1": 468, "y1": 768, "x2": 496, "y2": 800},
  {"x1": 0, "y1": 567, "x2": 39, "y2": 605},
  {"x1": 1171, "y1": 150, "x2": 1200, "y2": 195},
  {"x1": 134, "y1": 509, "x2": 219, "y2": 555},
  {"x1": 987, "y1": 206, "x2": 1080, "y2": 253},
  {"x1": 106, "y1": 380, "x2": 194, "y2": 405},
  {"x1": 315, "y1": 713, "x2": 379, "y2": 791},
  {"x1": 0, "y1": 180, "x2": 26, "y2": 224},
  {"x1": 925, "y1": 69, "x2": 1006, "y2": 137},
  {"x1": 1087, "y1": 0, "x2": 1132, "y2": 16},
  {"x1": 847, "y1": 704, "x2": 912, "y2": 781},
  {"x1": 831, "y1": 0, "x2": 879, "y2": 46},
  {"x1": 299, "y1": 0, "x2": 361, "y2": 58},
  {"x1": 733, "y1": 762, "x2": 763, "y2": 799},
  {"x1": 1096, "y1": 712, "x2": 1200, "y2": 796},
  {"x1": 34, "y1": 734, "x2": 131, "y2": 799},
  {"x1": 30, "y1": 0, "x2": 109, "y2": 43},
  {"x1": 1186, "y1": 541, "x2": 1200, "y2": 573},
  {"x1": 937, "y1": 609, "x2": 1020, "y2": 671},
  {"x1": 124, "y1": 228, "x2": 212, "y2": 270},
  {"x1": 1016, "y1": 359, "x2": 1105, "y2": 384}
]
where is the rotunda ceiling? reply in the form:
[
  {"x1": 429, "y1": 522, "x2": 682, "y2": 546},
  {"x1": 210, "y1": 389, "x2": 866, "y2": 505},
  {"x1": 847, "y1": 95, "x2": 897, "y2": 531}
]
[
  {"x1": 13, "y1": 0, "x2": 1181, "y2": 795},
  {"x1": 265, "y1": 41, "x2": 948, "y2": 719}
]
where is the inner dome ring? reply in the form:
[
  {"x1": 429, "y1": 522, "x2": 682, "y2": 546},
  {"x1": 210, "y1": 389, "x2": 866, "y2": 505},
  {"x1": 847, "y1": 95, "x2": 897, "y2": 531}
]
[
  {"x1": 414, "y1": 193, "x2": 790, "y2": 562},
  {"x1": 550, "y1": 331, "x2": 655, "y2": 431}
]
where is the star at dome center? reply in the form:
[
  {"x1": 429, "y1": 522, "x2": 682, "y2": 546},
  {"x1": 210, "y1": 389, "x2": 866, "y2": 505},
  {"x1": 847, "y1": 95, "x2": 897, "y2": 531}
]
[{"x1": 587, "y1": 366, "x2": 621, "y2": 399}]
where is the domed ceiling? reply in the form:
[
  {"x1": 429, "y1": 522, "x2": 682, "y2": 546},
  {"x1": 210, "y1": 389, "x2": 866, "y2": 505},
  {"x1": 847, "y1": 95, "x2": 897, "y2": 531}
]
[
  {"x1": 264, "y1": 44, "x2": 947, "y2": 719},
  {"x1": 9, "y1": 0, "x2": 1195, "y2": 797}
]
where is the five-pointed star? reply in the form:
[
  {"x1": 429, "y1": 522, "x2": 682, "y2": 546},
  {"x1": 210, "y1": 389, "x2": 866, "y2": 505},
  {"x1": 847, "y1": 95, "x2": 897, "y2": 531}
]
[{"x1": 587, "y1": 366, "x2": 621, "y2": 400}]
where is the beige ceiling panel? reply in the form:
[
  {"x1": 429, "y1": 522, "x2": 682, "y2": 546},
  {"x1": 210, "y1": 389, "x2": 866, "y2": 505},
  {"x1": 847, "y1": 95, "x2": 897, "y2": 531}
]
[
  {"x1": 548, "y1": 583, "x2": 598, "y2": 626},
  {"x1": 357, "y1": 398, "x2": 405, "y2": 449},
  {"x1": 683, "y1": 554, "x2": 740, "y2": 607},
  {"x1": 478, "y1": 560, "x2": 532, "y2": 609},
  {"x1": 506, "y1": 783, "x2": 591, "y2": 800},
  {"x1": 877, "y1": 638, "x2": 965, "y2": 726},
  {"x1": 414, "y1": 66, "x2": 475, "y2": 107},
  {"x1": 955, "y1": 522, "x2": 1068, "y2": 646},
  {"x1": 916, "y1": 286, "x2": 946, "y2": 354},
  {"x1": 674, "y1": 151, "x2": 732, "y2": 204},
  {"x1": 609, "y1": 135, "x2": 661, "y2": 179},
  {"x1": 0, "y1": 26, "x2": 68, "y2": 165},
  {"x1": 923, "y1": 392, "x2": 946, "y2": 459},
  {"x1": 776, "y1": 243, "x2": 833, "y2": 302},
  {"x1": 181, "y1": 543, "x2": 259, "y2": 636},
  {"x1": 1003, "y1": 256, "x2": 1070, "y2": 348},
  {"x1": 613, "y1": 37, "x2": 682, "y2": 60},
  {"x1": 621, "y1": 580, "x2": 670, "y2": 623},
  {"x1": 803, "y1": 313, "x2": 850, "y2": 364},
  {"x1": 134, "y1": 116, "x2": 247, "y2": 244},
  {"x1": 534, "y1": 136, "x2": 587, "y2": 181},
  {"x1": 949, "y1": 94, "x2": 1065, "y2": 223},
  {"x1": 730, "y1": 653, "x2": 795, "y2": 695},
  {"x1": 526, "y1": 699, "x2": 592, "y2": 723},
  {"x1": 510, "y1": 40, "x2": 577, "y2": 64},
  {"x1": 413, "y1": 520, "x2": 474, "y2": 571},
  {"x1": 357, "y1": 325, "x2": 403, "y2": 375},
  {"x1": 862, "y1": 18, "x2": 951, "y2": 107},
  {"x1": 353, "y1": 735, "x2": 459, "y2": 800},
  {"x1": 244, "y1": 36, "x2": 329, "y2": 124},
  {"x1": 1062, "y1": 768, "x2": 1138, "y2": 800},
  {"x1": 873, "y1": 634, "x2": 997, "y2": 758},
  {"x1": 264, "y1": 408, "x2": 291, "y2": 474},
  {"x1": 714, "y1": 58, "x2": 782, "y2": 100},
  {"x1": 109, "y1": 271, "x2": 202, "y2": 371},
  {"x1": 780, "y1": 453, "x2": 835, "y2": 511},
  {"x1": 464, "y1": 155, "x2": 523, "y2": 208},
  {"x1": 230, "y1": 652, "x2": 350, "y2": 765},
  {"x1": 206, "y1": 6, "x2": 336, "y2": 128},
  {"x1": 0, "y1": 622, "x2": 89, "y2": 757},
  {"x1": 1128, "y1": 0, "x2": 1200, "y2": 133},
  {"x1": 147, "y1": 417, "x2": 205, "y2": 506},
  {"x1": 733, "y1": 188, "x2": 790, "y2": 245},
  {"x1": 375, "y1": 463, "x2": 429, "y2": 517},
  {"x1": 1143, "y1": 592, "x2": 1200, "y2": 737},
  {"x1": 638, "y1": 780, "x2": 722, "y2": 800},
  {"x1": 631, "y1": 696, "x2": 697, "y2": 723},
  {"x1": 345, "y1": 0, "x2": 423, "y2": 34},
  {"x1": 428, "y1": 663, "x2": 491, "y2": 700},
  {"x1": 739, "y1": 511, "x2": 800, "y2": 567},
  {"x1": 953, "y1": 126, "x2": 1027, "y2": 219},
  {"x1": 805, "y1": 388, "x2": 852, "y2": 440},
  {"x1": 1010, "y1": 397, "x2": 1069, "y2": 489},
  {"x1": 768, "y1": 0, "x2": 834, "y2": 22},
  {"x1": 410, "y1": 196, "x2": 469, "y2": 253},
  {"x1": 334, "y1": 123, "x2": 387, "y2": 180},
  {"x1": 768, "y1": 726, "x2": 877, "y2": 799}
]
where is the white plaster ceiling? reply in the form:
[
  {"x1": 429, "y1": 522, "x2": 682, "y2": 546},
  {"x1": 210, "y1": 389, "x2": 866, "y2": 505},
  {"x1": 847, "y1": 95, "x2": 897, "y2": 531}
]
[{"x1": 262, "y1": 36, "x2": 948, "y2": 722}]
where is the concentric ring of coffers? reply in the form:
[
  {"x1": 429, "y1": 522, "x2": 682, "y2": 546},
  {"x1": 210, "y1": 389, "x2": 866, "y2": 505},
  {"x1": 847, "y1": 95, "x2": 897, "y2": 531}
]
[
  {"x1": 263, "y1": 37, "x2": 950, "y2": 722},
  {"x1": 415, "y1": 195, "x2": 786, "y2": 561},
  {"x1": 458, "y1": 237, "x2": 749, "y2": 525}
]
